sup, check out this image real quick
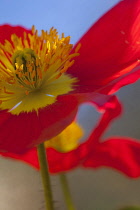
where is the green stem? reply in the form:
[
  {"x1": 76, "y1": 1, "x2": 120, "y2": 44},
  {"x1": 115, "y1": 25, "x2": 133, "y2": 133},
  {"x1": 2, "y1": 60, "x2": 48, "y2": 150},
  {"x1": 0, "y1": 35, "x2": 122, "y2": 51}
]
[
  {"x1": 59, "y1": 173, "x2": 76, "y2": 210},
  {"x1": 37, "y1": 143, "x2": 54, "y2": 210}
]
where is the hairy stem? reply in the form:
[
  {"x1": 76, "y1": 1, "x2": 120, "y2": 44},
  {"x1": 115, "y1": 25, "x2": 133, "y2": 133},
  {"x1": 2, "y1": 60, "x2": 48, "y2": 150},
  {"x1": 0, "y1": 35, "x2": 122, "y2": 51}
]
[
  {"x1": 59, "y1": 173, "x2": 76, "y2": 210},
  {"x1": 37, "y1": 143, "x2": 54, "y2": 210}
]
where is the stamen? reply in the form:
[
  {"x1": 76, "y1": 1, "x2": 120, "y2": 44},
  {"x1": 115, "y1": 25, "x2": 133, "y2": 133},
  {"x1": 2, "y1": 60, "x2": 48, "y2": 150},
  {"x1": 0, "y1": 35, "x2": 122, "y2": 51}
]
[
  {"x1": 75, "y1": 43, "x2": 81, "y2": 53},
  {"x1": 0, "y1": 26, "x2": 80, "y2": 114}
]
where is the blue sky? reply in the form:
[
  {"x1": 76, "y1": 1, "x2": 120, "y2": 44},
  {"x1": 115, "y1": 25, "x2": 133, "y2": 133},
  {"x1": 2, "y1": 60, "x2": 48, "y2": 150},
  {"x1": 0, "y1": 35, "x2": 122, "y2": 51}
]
[{"x1": 0, "y1": 0, "x2": 119, "y2": 43}]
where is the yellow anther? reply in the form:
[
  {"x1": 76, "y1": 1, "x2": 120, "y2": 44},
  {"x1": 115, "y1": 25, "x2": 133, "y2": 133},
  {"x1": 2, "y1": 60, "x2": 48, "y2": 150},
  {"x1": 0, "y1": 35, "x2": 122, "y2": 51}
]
[
  {"x1": 20, "y1": 64, "x2": 23, "y2": 71},
  {"x1": 4, "y1": 87, "x2": 13, "y2": 95},
  {"x1": 24, "y1": 72, "x2": 28, "y2": 77},
  {"x1": 25, "y1": 90, "x2": 29, "y2": 95},
  {"x1": 31, "y1": 71, "x2": 36, "y2": 79},
  {"x1": 19, "y1": 72, "x2": 23, "y2": 77},
  {"x1": 28, "y1": 66, "x2": 33, "y2": 72},
  {"x1": 75, "y1": 43, "x2": 81, "y2": 53},
  {"x1": 68, "y1": 53, "x2": 80, "y2": 59},
  {"x1": 61, "y1": 33, "x2": 64, "y2": 38},
  {"x1": 24, "y1": 80, "x2": 31, "y2": 85},
  {"x1": 37, "y1": 68, "x2": 42, "y2": 79},
  {"x1": 32, "y1": 25, "x2": 35, "y2": 34}
]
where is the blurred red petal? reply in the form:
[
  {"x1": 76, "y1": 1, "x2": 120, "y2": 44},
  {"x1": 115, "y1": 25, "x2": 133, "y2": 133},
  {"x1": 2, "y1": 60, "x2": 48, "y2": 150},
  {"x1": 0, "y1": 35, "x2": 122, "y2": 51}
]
[
  {"x1": 1, "y1": 95, "x2": 140, "y2": 178},
  {"x1": 83, "y1": 138, "x2": 140, "y2": 178},
  {"x1": 47, "y1": 96, "x2": 122, "y2": 173},
  {"x1": 0, "y1": 96, "x2": 123, "y2": 174},
  {"x1": 82, "y1": 96, "x2": 140, "y2": 178},
  {"x1": 87, "y1": 95, "x2": 122, "y2": 145}
]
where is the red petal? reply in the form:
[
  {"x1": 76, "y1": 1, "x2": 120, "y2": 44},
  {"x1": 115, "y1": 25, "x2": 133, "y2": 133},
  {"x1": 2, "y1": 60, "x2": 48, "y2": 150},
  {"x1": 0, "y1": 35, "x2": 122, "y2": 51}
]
[
  {"x1": 82, "y1": 95, "x2": 140, "y2": 178},
  {"x1": 0, "y1": 24, "x2": 31, "y2": 44},
  {"x1": 1, "y1": 137, "x2": 140, "y2": 177},
  {"x1": 0, "y1": 96, "x2": 123, "y2": 174},
  {"x1": 0, "y1": 148, "x2": 39, "y2": 168},
  {"x1": 83, "y1": 138, "x2": 140, "y2": 178},
  {"x1": 47, "y1": 96, "x2": 122, "y2": 173},
  {"x1": 0, "y1": 142, "x2": 88, "y2": 173},
  {"x1": 0, "y1": 95, "x2": 79, "y2": 153},
  {"x1": 69, "y1": 0, "x2": 140, "y2": 94},
  {"x1": 87, "y1": 95, "x2": 122, "y2": 145},
  {"x1": 0, "y1": 23, "x2": 139, "y2": 177}
]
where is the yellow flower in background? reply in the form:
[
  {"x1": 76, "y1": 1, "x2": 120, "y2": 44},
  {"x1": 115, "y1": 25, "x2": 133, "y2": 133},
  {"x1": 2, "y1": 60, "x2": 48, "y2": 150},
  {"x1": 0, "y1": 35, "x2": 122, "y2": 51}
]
[{"x1": 45, "y1": 122, "x2": 84, "y2": 152}]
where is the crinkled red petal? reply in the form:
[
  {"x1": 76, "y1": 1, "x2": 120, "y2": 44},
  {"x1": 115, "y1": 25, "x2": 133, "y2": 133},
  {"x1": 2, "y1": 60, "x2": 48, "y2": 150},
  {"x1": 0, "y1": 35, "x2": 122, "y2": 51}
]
[
  {"x1": 0, "y1": 95, "x2": 120, "y2": 165},
  {"x1": 68, "y1": 0, "x2": 140, "y2": 94},
  {"x1": 0, "y1": 95, "x2": 79, "y2": 153},
  {"x1": 83, "y1": 138, "x2": 140, "y2": 178},
  {"x1": 0, "y1": 95, "x2": 134, "y2": 178},
  {"x1": 82, "y1": 96, "x2": 140, "y2": 178},
  {"x1": 0, "y1": 141, "x2": 88, "y2": 172},
  {"x1": 47, "y1": 96, "x2": 123, "y2": 174},
  {"x1": 3, "y1": 95, "x2": 140, "y2": 178},
  {"x1": 2, "y1": 93, "x2": 139, "y2": 177}
]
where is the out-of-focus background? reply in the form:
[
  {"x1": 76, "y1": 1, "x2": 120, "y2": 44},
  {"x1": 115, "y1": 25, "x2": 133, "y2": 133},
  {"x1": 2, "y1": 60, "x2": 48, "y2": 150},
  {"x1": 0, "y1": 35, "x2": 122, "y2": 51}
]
[{"x1": 0, "y1": 0, "x2": 140, "y2": 209}]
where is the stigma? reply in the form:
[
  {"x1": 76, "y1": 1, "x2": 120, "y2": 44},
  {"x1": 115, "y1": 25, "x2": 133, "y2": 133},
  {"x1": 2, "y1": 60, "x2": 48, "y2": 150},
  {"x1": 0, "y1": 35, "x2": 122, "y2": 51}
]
[{"x1": 0, "y1": 26, "x2": 80, "y2": 114}]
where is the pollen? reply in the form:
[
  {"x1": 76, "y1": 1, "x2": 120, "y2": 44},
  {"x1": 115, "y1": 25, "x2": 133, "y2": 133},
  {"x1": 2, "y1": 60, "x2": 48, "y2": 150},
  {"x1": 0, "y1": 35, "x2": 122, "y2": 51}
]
[{"x1": 0, "y1": 26, "x2": 80, "y2": 114}]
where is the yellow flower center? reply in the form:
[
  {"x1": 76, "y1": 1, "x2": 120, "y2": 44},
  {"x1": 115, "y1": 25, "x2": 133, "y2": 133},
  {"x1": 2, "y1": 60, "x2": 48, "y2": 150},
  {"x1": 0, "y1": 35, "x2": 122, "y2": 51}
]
[
  {"x1": 45, "y1": 122, "x2": 84, "y2": 152},
  {"x1": 0, "y1": 26, "x2": 80, "y2": 114}
]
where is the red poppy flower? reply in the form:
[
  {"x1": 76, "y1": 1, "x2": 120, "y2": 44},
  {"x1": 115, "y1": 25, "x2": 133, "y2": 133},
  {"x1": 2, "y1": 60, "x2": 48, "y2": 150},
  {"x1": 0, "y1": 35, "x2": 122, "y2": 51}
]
[
  {"x1": 1, "y1": 95, "x2": 140, "y2": 178},
  {"x1": 0, "y1": 0, "x2": 140, "y2": 153}
]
